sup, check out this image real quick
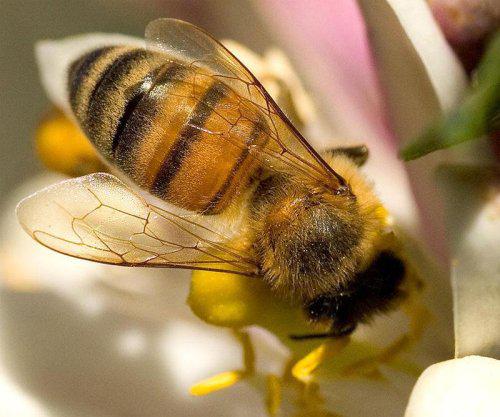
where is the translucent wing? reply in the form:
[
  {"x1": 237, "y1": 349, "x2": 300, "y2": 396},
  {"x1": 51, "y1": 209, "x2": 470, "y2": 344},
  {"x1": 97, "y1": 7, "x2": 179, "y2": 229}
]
[
  {"x1": 17, "y1": 173, "x2": 259, "y2": 276},
  {"x1": 145, "y1": 18, "x2": 349, "y2": 192}
]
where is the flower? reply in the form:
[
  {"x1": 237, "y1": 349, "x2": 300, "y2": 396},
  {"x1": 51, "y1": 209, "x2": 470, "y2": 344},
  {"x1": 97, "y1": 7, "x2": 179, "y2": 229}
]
[
  {"x1": 254, "y1": 1, "x2": 499, "y2": 415},
  {"x1": 405, "y1": 356, "x2": 500, "y2": 417},
  {"x1": 36, "y1": 109, "x2": 106, "y2": 177},
  {"x1": 2, "y1": 0, "x2": 498, "y2": 416},
  {"x1": 24, "y1": 28, "x2": 430, "y2": 417}
]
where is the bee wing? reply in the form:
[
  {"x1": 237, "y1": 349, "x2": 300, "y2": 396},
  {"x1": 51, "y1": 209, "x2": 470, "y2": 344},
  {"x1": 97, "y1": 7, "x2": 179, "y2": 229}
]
[
  {"x1": 145, "y1": 18, "x2": 348, "y2": 191},
  {"x1": 16, "y1": 173, "x2": 259, "y2": 275}
]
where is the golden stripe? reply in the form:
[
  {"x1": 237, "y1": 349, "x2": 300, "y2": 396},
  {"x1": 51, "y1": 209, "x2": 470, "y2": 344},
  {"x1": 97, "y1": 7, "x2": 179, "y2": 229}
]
[
  {"x1": 72, "y1": 47, "x2": 132, "y2": 123},
  {"x1": 137, "y1": 68, "x2": 211, "y2": 188}
]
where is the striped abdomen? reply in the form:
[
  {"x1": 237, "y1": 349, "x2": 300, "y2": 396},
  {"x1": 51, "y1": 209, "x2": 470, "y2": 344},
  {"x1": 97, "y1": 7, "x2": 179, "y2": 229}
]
[{"x1": 68, "y1": 46, "x2": 268, "y2": 214}]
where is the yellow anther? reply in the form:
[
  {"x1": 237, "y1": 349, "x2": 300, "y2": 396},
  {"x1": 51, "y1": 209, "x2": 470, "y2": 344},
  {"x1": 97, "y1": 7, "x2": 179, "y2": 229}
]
[
  {"x1": 292, "y1": 343, "x2": 329, "y2": 382},
  {"x1": 36, "y1": 109, "x2": 104, "y2": 176},
  {"x1": 189, "y1": 370, "x2": 244, "y2": 396},
  {"x1": 292, "y1": 338, "x2": 349, "y2": 383}
]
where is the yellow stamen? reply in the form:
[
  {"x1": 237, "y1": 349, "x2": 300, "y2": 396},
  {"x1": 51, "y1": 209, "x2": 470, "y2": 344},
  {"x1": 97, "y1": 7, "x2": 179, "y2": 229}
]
[
  {"x1": 234, "y1": 329, "x2": 255, "y2": 374},
  {"x1": 36, "y1": 108, "x2": 104, "y2": 176},
  {"x1": 265, "y1": 374, "x2": 282, "y2": 416},
  {"x1": 189, "y1": 370, "x2": 244, "y2": 396},
  {"x1": 292, "y1": 338, "x2": 348, "y2": 382}
]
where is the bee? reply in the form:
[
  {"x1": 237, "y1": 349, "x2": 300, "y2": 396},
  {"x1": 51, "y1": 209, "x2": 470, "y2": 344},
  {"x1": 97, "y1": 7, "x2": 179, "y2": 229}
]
[{"x1": 18, "y1": 18, "x2": 408, "y2": 339}]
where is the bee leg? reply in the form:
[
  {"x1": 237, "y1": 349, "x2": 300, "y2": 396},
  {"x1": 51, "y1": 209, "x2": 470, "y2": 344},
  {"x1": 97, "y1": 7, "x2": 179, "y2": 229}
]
[
  {"x1": 341, "y1": 334, "x2": 411, "y2": 380},
  {"x1": 401, "y1": 276, "x2": 431, "y2": 345},
  {"x1": 189, "y1": 328, "x2": 255, "y2": 396},
  {"x1": 341, "y1": 279, "x2": 430, "y2": 378},
  {"x1": 323, "y1": 145, "x2": 369, "y2": 166},
  {"x1": 292, "y1": 372, "x2": 344, "y2": 417},
  {"x1": 286, "y1": 341, "x2": 348, "y2": 416}
]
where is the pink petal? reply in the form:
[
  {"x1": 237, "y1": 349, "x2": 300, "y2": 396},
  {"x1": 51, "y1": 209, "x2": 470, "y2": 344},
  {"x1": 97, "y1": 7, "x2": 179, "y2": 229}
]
[
  {"x1": 256, "y1": 0, "x2": 469, "y2": 262},
  {"x1": 357, "y1": 0, "x2": 468, "y2": 260},
  {"x1": 254, "y1": 0, "x2": 395, "y2": 146},
  {"x1": 254, "y1": 0, "x2": 424, "y2": 252}
]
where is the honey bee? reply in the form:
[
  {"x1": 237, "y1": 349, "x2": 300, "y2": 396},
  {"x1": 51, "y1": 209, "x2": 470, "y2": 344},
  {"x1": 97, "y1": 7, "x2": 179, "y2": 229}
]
[{"x1": 18, "y1": 18, "x2": 408, "y2": 339}]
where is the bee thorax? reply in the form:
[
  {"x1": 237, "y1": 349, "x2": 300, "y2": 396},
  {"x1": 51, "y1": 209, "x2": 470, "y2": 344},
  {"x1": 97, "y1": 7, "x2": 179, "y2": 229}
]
[{"x1": 251, "y1": 175, "x2": 365, "y2": 301}]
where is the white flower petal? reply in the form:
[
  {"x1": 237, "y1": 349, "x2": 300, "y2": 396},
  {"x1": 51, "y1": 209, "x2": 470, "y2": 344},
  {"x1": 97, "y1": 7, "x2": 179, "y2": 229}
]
[
  {"x1": 358, "y1": 0, "x2": 469, "y2": 260},
  {"x1": 357, "y1": 0, "x2": 468, "y2": 142},
  {"x1": 0, "y1": 372, "x2": 48, "y2": 417},
  {"x1": 438, "y1": 165, "x2": 500, "y2": 358},
  {"x1": 405, "y1": 356, "x2": 500, "y2": 417},
  {"x1": 36, "y1": 33, "x2": 143, "y2": 114}
]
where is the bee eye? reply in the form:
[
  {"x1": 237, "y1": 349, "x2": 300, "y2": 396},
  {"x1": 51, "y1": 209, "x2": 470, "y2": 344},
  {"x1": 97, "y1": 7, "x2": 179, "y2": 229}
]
[
  {"x1": 305, "y1": 295, "x2": 358, "y2": 337},
  {"x1": 307, "y1": 295, "x2": 336, "y2": 321}
]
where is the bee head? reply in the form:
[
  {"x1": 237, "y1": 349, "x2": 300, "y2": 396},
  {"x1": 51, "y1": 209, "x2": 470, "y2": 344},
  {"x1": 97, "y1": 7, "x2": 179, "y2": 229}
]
[{"x1": 303, "y1": 251, "x2": 406, "y2": 337}]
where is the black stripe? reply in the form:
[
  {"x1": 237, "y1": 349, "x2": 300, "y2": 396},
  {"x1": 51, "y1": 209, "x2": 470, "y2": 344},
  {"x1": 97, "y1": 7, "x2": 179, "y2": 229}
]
[
  {"x1": 112, "y1": 63, "x2": 186, "y2": 154},
  {"x1": 206, "y1": 119, "x2": 265, "y2": 212},
  {"x1": 87, "y1": 48, "x2": 148, "y2": 115},
  {"x1": 68, "y1": 46, "x2": 115, "y2": 113},
  {"x1": 151, "y1": 81, "x2": 229, "y2": 197}
]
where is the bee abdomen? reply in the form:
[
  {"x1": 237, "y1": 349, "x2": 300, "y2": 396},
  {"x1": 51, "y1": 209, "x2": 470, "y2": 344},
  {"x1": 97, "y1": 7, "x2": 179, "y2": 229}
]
[
  {"x1": 68, "y1": 46, "x2": 268, "y2": 214},
  {"x1": 69, "y1": 46, "x2": 163, "y2": 158}
]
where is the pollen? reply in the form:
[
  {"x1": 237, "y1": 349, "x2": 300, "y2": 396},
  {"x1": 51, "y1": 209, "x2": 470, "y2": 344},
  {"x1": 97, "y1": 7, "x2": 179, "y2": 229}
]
[
  {"x1": 375, "y1": 204, "x2": 390, "y2": 225},
  {"x1": 292, "y1": 338, "x2": 349, "y2": 383},
  {"x1": 36, "y1": 108, "x2": 105, "y2": 176},
  {"x1": 188, "y1": 269, "x2": 311, "y2": 334},
  {"x1": 189, "y1": 370, "x2": 245, "y2": 396}
]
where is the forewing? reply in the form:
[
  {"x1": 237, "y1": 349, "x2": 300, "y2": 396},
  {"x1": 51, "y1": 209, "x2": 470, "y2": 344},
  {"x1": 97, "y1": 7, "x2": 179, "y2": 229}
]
[
  {"x1": 145, "y1": 18, "x2": 348, "y2": 190},
  {"x1": 16, "y1": 173, "x2": 259, "y2": 275}
]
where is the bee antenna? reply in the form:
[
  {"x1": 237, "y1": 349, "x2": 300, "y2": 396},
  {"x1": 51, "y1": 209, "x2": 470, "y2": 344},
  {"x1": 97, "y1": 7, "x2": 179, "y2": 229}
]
[
  {"x1": 289, "y1": 332, "x2": 339, "y2": 341},
  {"x1": 289, "y1": 324, "x2": 356, "y2": 341}
]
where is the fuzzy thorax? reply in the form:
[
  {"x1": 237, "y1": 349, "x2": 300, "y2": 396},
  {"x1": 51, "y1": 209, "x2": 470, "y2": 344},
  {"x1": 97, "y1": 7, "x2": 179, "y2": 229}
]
[{"x1": 251, "y1": 154, "x2": 387, "y2": 302}]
